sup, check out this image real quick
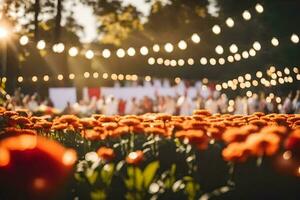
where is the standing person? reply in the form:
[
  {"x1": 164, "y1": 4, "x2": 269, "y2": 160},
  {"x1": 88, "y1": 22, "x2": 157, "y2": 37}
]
[
  {"x1": 177, "y1": 92, "x2": 193, "y2": 115},
  {"x1": 164, "y1": 96, "x2": 176, "y2": 115},
  {"x1": 292, "y1": 90, "x2": 300, "y2": 113},
  {"x1": 282, "y1": 92, "x2": 293, "y2": 114},
  {"x1": 125, "y1": 97, "x2": 140, "y2": 115},
  {"x1": 218, "y1": 94, "x2": 228, "y2": 114},
  {"x1": 27, "y1": 95, "x2": 39, "y2": 113},
  {"x1": 205, "y1": 96, "x2": 219, "y2": 114},
  {"x1": 247, "y1": 93, "x2": 258, "y2": 114}
]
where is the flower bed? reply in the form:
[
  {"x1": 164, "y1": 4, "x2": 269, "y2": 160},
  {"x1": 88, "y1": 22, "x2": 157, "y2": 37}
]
[{"x1": 0, "y1": 108, "x2": 300, "y2": 200}]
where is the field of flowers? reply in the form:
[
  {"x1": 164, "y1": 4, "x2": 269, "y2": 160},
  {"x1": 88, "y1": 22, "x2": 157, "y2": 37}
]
[{"x1": 0, "y1": 108, "x2": 300, "y2": 200}]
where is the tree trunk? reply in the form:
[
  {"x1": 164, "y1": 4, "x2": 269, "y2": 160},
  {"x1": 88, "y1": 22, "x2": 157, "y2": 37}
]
[
  {"x1": 34, "y1": 0, "x2": 40, "y2": 40},
  {"x1": 55, "y1": 0, "x2": 62, "y2": 42}
]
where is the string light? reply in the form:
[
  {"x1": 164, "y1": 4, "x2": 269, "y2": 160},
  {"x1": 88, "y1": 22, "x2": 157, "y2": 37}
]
[
  {"x1": 140, "y1": 46, "x2": 149, "y2": 55},
  {"x1": 187, "y1": 58, "x2": 194, "y2": 65},
  {"x1": 178, "y1": 59, "x2": 185, "y2": 66},
  {"x1": 227, "y1": 55, "x2": 234, "y2": 63},
  {"x1": 32, "y1": 76, "x2": 38, "y2": 82},
  {"x1": 84, "y1": 72, "x2": 90, "y2": 78},
  {"x1": 57, "y1": 74, "x2": 63, "y2": 80},
  {"x1": 148, "y1": 57, "x2": 155, "y2": 65},
  {"x1": 200, "y1": 57, "x2": 208, "y2": 65},
  {"x1": 102, "y1": 73, "x2": 108, "y2": 79},
  {"x1": 118, "y1": 74, "x2": 124, "y2": 80},
  {"x1": 242, "y1": 51, "x2": 249, "y2": 59},
  {"x1": 218, "y1": 58, "x2": 226, "y2": 65},
  {"x1": 178, "y1": 40, "x2": 187, "y2": 50},
  {"x1": 170, "y1": 59, "x2": 177, "y2": 67},
  {"x1": 69, "y1": 73, "x2": 75, "y2": 80},
  {"x1": 153, "y1": 44, "x2": 160, "y2": 52},
  {"x1": 225, "y1": 17, "x2": 235, "y2": 28},
  {"x1": 209, "y1": 58, "x2": 217, "y2": 65},
  {"x1": 85, "y1": 50, "x2": 94, "y2": 59},
  {"x1": 191, "y1": 33, "x2": 201, "y2": 43},
  {"x1": 145, "y1": 76, "x2": 151, "y2": 82},
  {"x1": 93, "y1": 72, "x2": 99, "y2": 78},
  {"x1": 255, "y1": 3, "x2": 264, "y2": 13},
  {"x1": 116, "y1": 48, "x2": 126, "y2": 58},
  {"x1": 68, "y1": 47, "x2": 78, "y2": 57},
  {"x1": 36, "y1": 40, "x2": 46, "y2": 50},
  {"x1": 17, "y1": 76, "x2": 23, "y2": 83},
  {"x1": 43, "y1": 75, "x2": 49, "y2": 82},
  {"x1": 253, "y1": 41, "x2": 261, "y2": 51},
  {"x1": 249, "y1": 48, "x2": 256, "y2": 56},
  {"x1": 127, "y1": 47, "x2": 136, "y2": 56},
  {"x1": 271, "y1": 37, "x2": 279, "y2": 46},
  {"x1": 157, "y1": 58, "x2": 163, "y2": 64},
  {"x1": 56, "y1": 43, "x2": 65, "y2": 53},
  {"x1": 212, "y1": 25, "x2": 221, "y2": 34},
  {"x1": 291, "y1": 34, "x2": 299, "y2": 44},
  {"x1": 215, "y1": 45, "x2": 224, "y2": 54},
  {"x1": 102, "y1": 49, "x2": 111, "y2": 58},
  {"x1": 164, "y1": 43, "x2": 174, "y2": 53},
  {"x1": 242, "y1": 10, "x2": 251, "y2": 20},
  {"x1": 234, "y1": 53, "x2": 241, "y2": 61},
  {"x1": 19, "y1": 35, "x2": 29, "y2": 46},
  {"x1": 229, "y1": 44, "x2": 238, "y2": 53}
]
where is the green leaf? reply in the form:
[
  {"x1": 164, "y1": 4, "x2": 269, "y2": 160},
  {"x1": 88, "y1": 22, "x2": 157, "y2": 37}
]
[
  {"x1": 143, "y1": 161, "x2": 159, "y2": 188},
  {"x1": 124, "y1": 178, "x2": 134, "y2": 190},
  {"x1": 87, "y1": 170, "x2": 99, "y2": 185},
  {"x1": 134, "y1": 167, "x2": 143, "y2": 191},
  {"x1": 90, "y1": 189, "x2": 106, "y2": 200},
  {"x1": 101, "y1": 163, "x2": 115, "y2": 186}
]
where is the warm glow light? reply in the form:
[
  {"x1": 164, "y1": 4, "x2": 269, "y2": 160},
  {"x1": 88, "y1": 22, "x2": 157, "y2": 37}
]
[
  {"x1": 0, "y1": 147, "x2": 10, "y2": 167},
  {"x1": 164, "y1": 43, "x2": 174, "y2": 53},
  {"x1": 215, "y1": 84, "x2": 222, "y2": 91},
  {"x1": 68, "y1": 47, "x2": 78, "y2": 57},
  {"x1": 246, "y1": 91, "x2": 252, "y2": 97},
  {"x1": 242, "y1": 10, "x2": 251, "y2": 20},
  {"x1": 85, "y1": 50, "x2": 94, "y2": 59},
  {"x1": 283, "y1": 151, "x2": 292, "y2": 160},
  {"x1": 32, "y1": 76, "x2": 38, "y2": 82},
  {"x1": 102, "y1": 73, "x2": 108, "y2": 79},
  {"x1": 271, "y1": 37, "x2": 279, "y2": 46},
  {"x1": 145, "y1": 75, "x2": 151, "y2": 82},
  {"x1": 229, "y1": 44, "x2": 238, "y2": 53},
  {"x1": 55, "y1": 43, "x2": 65, "y2": 53},
  {"x1": 226, "y1": 17, "x2": 234, "y2": 27},
  {"x1": 140, "y1": 46, "x2": 149, "y2": 55},
  {"x1": 175, "y1": 77, "x2": 181, "y2": 84},
  {"x1": 152, "y1": 44, "x2": 160, "y2": 52},
  {"x1": 170, "y1": 59, "x2": 177, "y2": 67},
  {"x1": 111, "y1": 73, "x2": 118, "y2": 80},
  {"x1": 0, "y1": 27, "x2": 8, "y2": 38},
  {"x1": 37, "y1": 40, "x2": 46, "y2": 50},
  {"x1": 187, "y1": 58, "x2": 194, "y2": 65},
  {"x1": 69, "y1": 73, "x2": 75, "y2": 80},
  {"x1": 62, "y1": 149, "x2": 77, "y2": 166},
  {"x1": 43, "y1": 75, "x2": 49, "y2": 82},
  {"x1": 241, "y1": 51, "x2": 249, "y2": 59},
  {"x1": 209, "y1": 58, "x2": 217, "y2": 65},
  {"x1": 164, "y1": 59, "x2": 170, "y2": 66},
  {"x1": 178, "y1": 40, "x2": 187, "y2": 50},
  {"x1": 255, "y1": 3, "x2": 264, "y2": 13},
  {"x1": 127, "y1": 47, "x2": 136, "y2": 56},
  {"x1": 84, "y1": 72, "x2": 90, "y2": 78},
  {"x1": 148, "y1": 57, "x2": 155, "y2": 65},
  {"x1": 17, "y1": 76, "x2": 23, "y2": 83},
  {"x1": 200, "y1": 57, "x2": 208, "y2": 65},
  {"x1": 191, "y1": 33, "x2": 201, "y2": 43},
  {"x1": 218, "y1": 58, "x2": 225, "y2": 65},
  {"x1": 116, "y1": 48, "x2": 126, "y2": 58},
  {"x1": 93, "y1": 72, "x2": 99, "y2": 78},
  {"x1": 157, "y1": 58, "x2": 163, "y2": 65},
  {"x1": 253, "y1": 41, "x2": 261, "y2": 51},
  {"x1": 19, "y1": 35, "x2": 29, "y2": 46},
  {"x1": 118, "y1": 74, "x2": 124, "y2": 80},
  {"x1": 215, "y1": 45, "x2": 224, "y2": 54},
  {"x1": 249, "y1": 49, "x2": 256, "y2": 56},
  {"x1": 291, "y1": 34, "x2": 299, "y2": 44},
  {"x1": 227, "y1": 56, "x2": 234, "y2": 63},
  {"x1": 178, "y1": 59, "x2": 185, "y2": 66},
  {"x1": 57, "y1": 74, "x2": 63, "y2": 80},
  {"x1": 234, "y1": 53, "x2": 241, "y2": 61},
  {"x1": 102, "y1": 49, "x2": 111, "y2": 58},
  {"x1": 212, "y1": 25, "x2": 221, "y2": 34}
]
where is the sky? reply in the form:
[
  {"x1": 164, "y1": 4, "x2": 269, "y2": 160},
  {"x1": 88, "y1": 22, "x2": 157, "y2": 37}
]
[{"x1": 73, "y1": 0, "x2": 218, "y2": 43}]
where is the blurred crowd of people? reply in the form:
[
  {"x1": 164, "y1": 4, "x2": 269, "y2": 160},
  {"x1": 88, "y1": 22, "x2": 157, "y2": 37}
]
[{"x1": 2, "y1": 88, "x2": 300, "y2": 116}]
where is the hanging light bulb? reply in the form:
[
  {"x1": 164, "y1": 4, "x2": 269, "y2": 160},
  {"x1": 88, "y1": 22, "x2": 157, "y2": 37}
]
[
  {"x1": 209, "y1": 58, "x2": 217, "y2": 65},
  {"x1": 227, "y1": 56, "x2": 234, "y2": 63},
  {"x1": 215, "y1": 45, "x2": 224, "y2": 54},
  {"x1": 249, "y1": 48, "x2": 256, "y2": 56},
  {"x1": 191, "y1": 33, "x2": 201, "y2": 43},
  {"x1": 178, "y1": 40, "x2": 187, "y2": 50},
  {"x1": 127, "y1": 47, "x2": 136, "y2": 56},
  {"x1": 37, "y1": 40, "x2": 46, "y2": 50},
  {"x1": 68, "y1": 47, "x2": 78, "y2": 57},
  {"x1": 229, "y1": 44, "x2": 238, "y2": 53},
  {"x1": 253, "y1": 41, "x2": 261, "y2": 51},
  {"x1": 19, "y1": 35, "x2": 29, "y2": 46},
  {"x1": 178, "y1": 59, "x2": 185, "y2": 66},
  {"x1": 56, "y1": 43, "x2": 65, "y2": 53},
  {"x1": 116, "y1": 48, "x2": 126, "y2": 58},
  {"x1": 218, "y1": 58, "x2": 225, "y2": 65},
  {"x1": 140, "y1": 46, "x2": 149, "y2": 55},
  {"x1": 291, "y1": 34, "x2": 299, "y2": 44},
  {"x1": 102, "y1": 49, "x2": 111, "y2": 58},
  {"x1": 153, "y1": 44, "x2": 160, "y2": 52},
  {"x1": 187, "y1": 58, "x2": 194, "y2": 65},
  {"x1": 85, "y1": 50, "x2": 94, "y2": 59},
  {"x1": 200, "y1": 57, "x2": 208, "y2": 65},
  {"x1": 148, "y1": 57, "x2": 155, "y2": 65},
  {"x1": 255, "y1": 3, "x2": 264, "y2": 13},
  {"x1": 242, "y1": 51, "x2": 249, "y2": 59},
  {"x1": 164, "y1": 43, "x2": 174, "y2": 53},
  {"x1": 225, "y1": 17, "x2": 234, "y2": 28},
  {"x1": 271, "y1": 37, "x2": 279, "y2": 46},
  {"x1": 212, "y1": 25, "x2": 221, "y2": 34},
  {"x1": 242, "y1": 10, "x2": 251, "y2": 20}
]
